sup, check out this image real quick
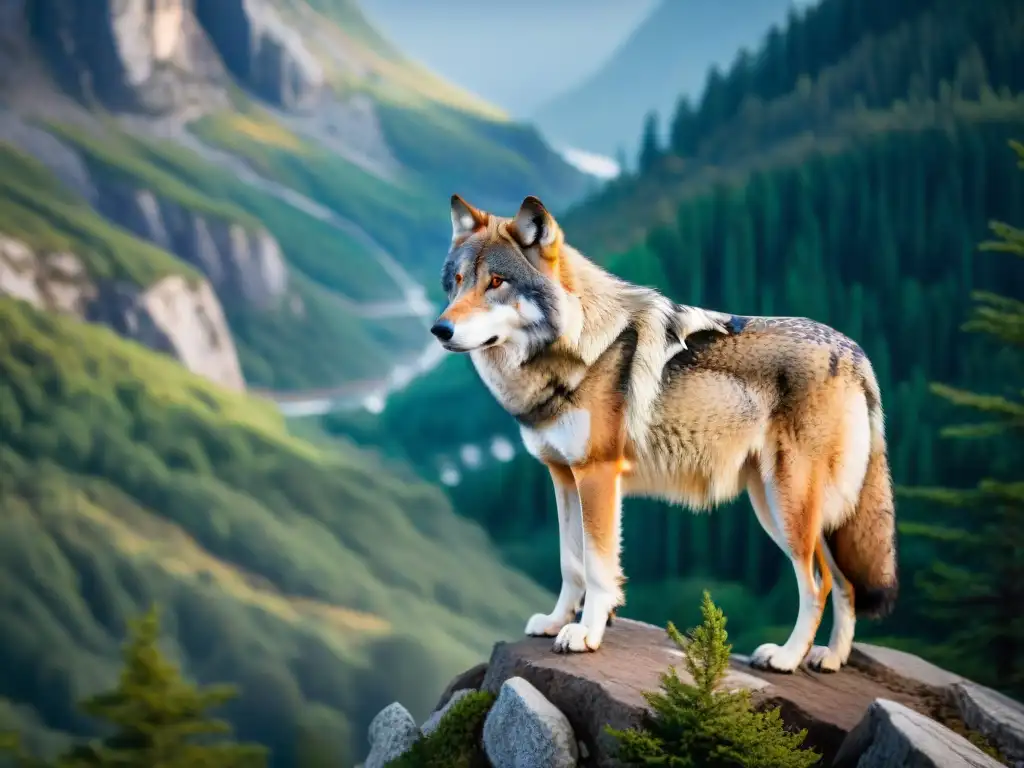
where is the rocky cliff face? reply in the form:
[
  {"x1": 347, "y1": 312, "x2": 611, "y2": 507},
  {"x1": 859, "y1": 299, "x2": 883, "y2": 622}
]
[
  {"x1": 27, "y1": 0, "x2": 229, "y2": 114},
  {"x1": 195, "y1": 0, "x2": 323, "y2": 111},
  {"x1": 0, "y1": 234, "x2": 245, "y2": 390},
  {"x1": 92, "y1": 176, "x2": 288, "y2": 309}
]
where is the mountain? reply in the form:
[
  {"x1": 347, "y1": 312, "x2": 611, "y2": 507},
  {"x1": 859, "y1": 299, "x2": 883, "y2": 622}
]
[
  {"x1": 321, "y1": 0, "x2": 1024, "y2": 692},
  {"x1": 531, "y1": 0, "x2": 796, "y2": 159},
  {"x1": 0, "y1": 0, "x2": 594, "y2": 395},
  {"x1": 0, "y1": 2, "x2": 589, "y2": 765}
]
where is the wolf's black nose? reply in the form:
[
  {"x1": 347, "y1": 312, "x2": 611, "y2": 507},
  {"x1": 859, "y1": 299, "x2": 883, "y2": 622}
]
[{"x1": 430, "y1": 320, "x2": 454, "y2": 342}]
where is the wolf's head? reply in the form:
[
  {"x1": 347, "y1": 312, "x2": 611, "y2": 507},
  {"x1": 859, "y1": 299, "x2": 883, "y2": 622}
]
[{"x1": 431, "y1": 194, "x2": 571, "y2": 358}]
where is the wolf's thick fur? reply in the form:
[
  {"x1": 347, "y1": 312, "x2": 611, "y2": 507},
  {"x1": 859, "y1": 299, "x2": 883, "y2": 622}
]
[{"x1": 432, "y1": 194, "x2": 898, "y2": 672}]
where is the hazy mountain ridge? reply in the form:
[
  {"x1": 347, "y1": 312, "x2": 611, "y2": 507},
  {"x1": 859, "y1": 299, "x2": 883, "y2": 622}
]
[{"x1": 531, "y1": 0, "x2": 795, "y2": 158}]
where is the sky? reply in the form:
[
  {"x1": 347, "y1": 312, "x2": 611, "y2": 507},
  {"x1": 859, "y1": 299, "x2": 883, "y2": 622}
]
[{"x1": 359, "y1": 0, "x2": 660, "y2": 115}]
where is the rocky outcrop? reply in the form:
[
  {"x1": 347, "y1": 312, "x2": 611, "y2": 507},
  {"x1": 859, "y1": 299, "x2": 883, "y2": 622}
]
[
  {"x1": 366, "y1": 617, "x2": 1024, "y2": 767},
  {"x1": 27, "y1": 0, "x2": 229, "y2": 114},
  {"x1": 0, "y1": 235, "x2": 95, "y2": 314},
  {"x1": 93, "y1": 177, "x2": 288, "y2": 310},
  {"x1": 833, "y1": 699, "x2": 1003, "y2": 768},
  {"x1": 195, "y1": 0, "x2": 323, "y2": 111},
  {"x1": 0, "y1": 234, "x2": 244, "y2": 390}
]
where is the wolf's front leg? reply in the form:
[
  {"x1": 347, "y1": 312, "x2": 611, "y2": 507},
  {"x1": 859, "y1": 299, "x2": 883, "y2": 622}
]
[
  {"x1": 553, "y1": 461, "x2": 623, "y2": 653},
  {"x1": 525, "y1": 464, "x2": 586, "y2": 637}
]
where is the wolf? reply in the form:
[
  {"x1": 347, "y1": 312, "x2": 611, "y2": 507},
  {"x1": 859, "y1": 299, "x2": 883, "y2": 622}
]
[{"x1": 429, "y1": 193, "x2": 898, "y2": 673}]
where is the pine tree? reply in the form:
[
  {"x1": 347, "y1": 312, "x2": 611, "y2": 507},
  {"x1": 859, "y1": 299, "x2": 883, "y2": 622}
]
[
  {"x1": 607, "y1": 592, "x2": 820, "y2": 768},
  {"x1": 899, "y1": 139, "x2": 1024, "y2": 695},
  {"x1": 58, "y1": 606, "x2": 267, "y2": 768},
  {"x1": 638, "y1": 112, "x2": 661, "y2": 174},
  {"x1": 615, "y1": 146, "x2": 630, "y2": 176}
]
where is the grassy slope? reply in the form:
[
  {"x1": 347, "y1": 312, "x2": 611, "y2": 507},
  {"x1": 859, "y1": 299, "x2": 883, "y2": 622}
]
[
  {"x1": 0, "y1": 296, "x2": 550, "y2": 765},
  {"x1": 373, "y1": 98, "x2": 597, "y2": 217},
  {"x1": 0, "y1": 142, "x2": 198, "y2": 287},
  {"x1": 275, "y1": 0, "x2": 506, "y2": 120},
  {"x1": 189, "y1": 107, "x2": 443, "y2": 278}
]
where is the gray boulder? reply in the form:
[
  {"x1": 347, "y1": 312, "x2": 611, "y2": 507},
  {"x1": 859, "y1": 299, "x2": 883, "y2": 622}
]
[
  {"x1": 833, "y1": 698, "x2": 1004, "y2": 768},
  {"x1": 483, "y1": 676, "x2": 578, "y2": 768},
  {"x1": 365, "y1": 702, "x2": 420, "y2": 768},
  {"x1": 953, "y1": 682, "x2": 1024, "y2": 766}
]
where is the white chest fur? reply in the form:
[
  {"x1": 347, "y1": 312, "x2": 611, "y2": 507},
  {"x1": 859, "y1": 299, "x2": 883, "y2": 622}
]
[{"x1": 520, "y1": 409, "x2": 592, "y2": 465}]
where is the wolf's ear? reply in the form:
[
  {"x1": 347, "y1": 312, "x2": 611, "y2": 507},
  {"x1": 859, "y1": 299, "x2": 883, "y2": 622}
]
[
  {"x1": 451, "y1": 194, "x2": 488, "y2": 241},
  {"x1": 511, "y1": 196, "x2": 562, "y2": 259}
]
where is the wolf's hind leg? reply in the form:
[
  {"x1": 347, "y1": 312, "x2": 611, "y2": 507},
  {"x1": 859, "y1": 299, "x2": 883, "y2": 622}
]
[
  {"x1": 552, "y1": 461, "x2": 623, "y2": 653},
  {"x1": 806, "y1": 537, "x2": 856, "y2": 672},
  {"x1": 749, "y1": 451, "x2": 831, "y2": 673},
  {"x1": 525, "y1": 463, "x2": 586, "y2": 637}
]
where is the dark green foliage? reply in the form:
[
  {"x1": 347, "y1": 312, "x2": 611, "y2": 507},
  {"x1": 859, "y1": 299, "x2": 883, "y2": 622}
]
[
  {"x1": 562, "y1": 0, "x2": 1024, "y2": 258},
  {"x1": 899, "y1": 140, "x2": 1024, "y2": 695},
  {"x1": 0, "y1": 296, "x2": 552, "y2": 766},
  {"x1": 638, "y1": 112, "x2": 661, "y2": 174},
  {"x1": 0, "y1": 732, "x2": 50, "y2": 768},
  {"x1": 57, "y1": 607, "x2": 267, "y2": 768},
  {"x1": 662, "y1": 0, "x2": 1024, "y2": 161},
  {"x1": 608, "y1": 593, "x2": 819, "y2": 768},
  {"x1": 386, "y1": 691, "x2": 495, "y2": 768}
]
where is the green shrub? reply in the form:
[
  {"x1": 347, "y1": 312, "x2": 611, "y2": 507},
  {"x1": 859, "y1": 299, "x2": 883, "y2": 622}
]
[
  {"x1": 607, "y1": 592, "x2": 820, "y2": 768},
  {"x1": 386, "y1": 691, "x2": 495, "y2": 768}
]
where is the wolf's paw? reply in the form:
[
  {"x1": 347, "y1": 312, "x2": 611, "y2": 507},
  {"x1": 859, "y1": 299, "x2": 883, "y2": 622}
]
[
  {"x1": 749, "y1": 643, "x2": 803, "y2": 673},
  {"x1": 805, "y1": 645, "x2": 845, "y2": 673},
  {"x1": 524, "y1": 612, "x2": 569, "y2": 637},
  {"x1": 552, "y1": 623, "x2": 599, "y2": 653}
]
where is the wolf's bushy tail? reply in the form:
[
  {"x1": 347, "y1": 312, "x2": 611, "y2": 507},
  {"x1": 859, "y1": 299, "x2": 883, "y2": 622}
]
[{"x1": 827, "y1": 361, "x2": 898, "y2": 618}]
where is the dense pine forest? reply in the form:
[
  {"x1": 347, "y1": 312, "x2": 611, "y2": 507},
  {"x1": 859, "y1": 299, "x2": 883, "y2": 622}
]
[{"x1": 323, "y1": 0, "x2": 1024, "y2": 690}]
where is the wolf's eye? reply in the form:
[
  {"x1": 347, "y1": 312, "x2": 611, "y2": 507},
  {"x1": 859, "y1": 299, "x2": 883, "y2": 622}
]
[
  {"x1": 488, "y1": 275, "x2": 505, "y2": 290},
  {"x1": 455, "y1": 273, "x2": 463, "y2": 286}
]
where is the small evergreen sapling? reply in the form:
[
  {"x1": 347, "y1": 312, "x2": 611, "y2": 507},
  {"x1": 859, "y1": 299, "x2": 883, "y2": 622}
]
[
  {"x1": 607, "y1": 592, "x2": 820, "y2": 768},
  {"x1": 58, "y1": 605, "x2": 267, "y2": 768}
]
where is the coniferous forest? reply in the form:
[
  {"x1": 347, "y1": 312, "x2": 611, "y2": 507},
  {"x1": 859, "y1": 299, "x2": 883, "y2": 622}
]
[{"x1": 323, "y1": 0, "x2": 1024, "y2": 694}]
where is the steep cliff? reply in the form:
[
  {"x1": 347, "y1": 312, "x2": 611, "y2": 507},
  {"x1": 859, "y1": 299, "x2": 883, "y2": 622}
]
[
  {"x1": 0, "y1": 233, "x2": 245, "y2": 390},
  {"x1": 195, "y1": 0, "x2": 323, "y2": 111},
  {"x1": 92, "y1": 174, "x2": 289, "y2": 310},
  {"x1": 26, "y1": 0, "x2": 229, "y2": 114}
]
